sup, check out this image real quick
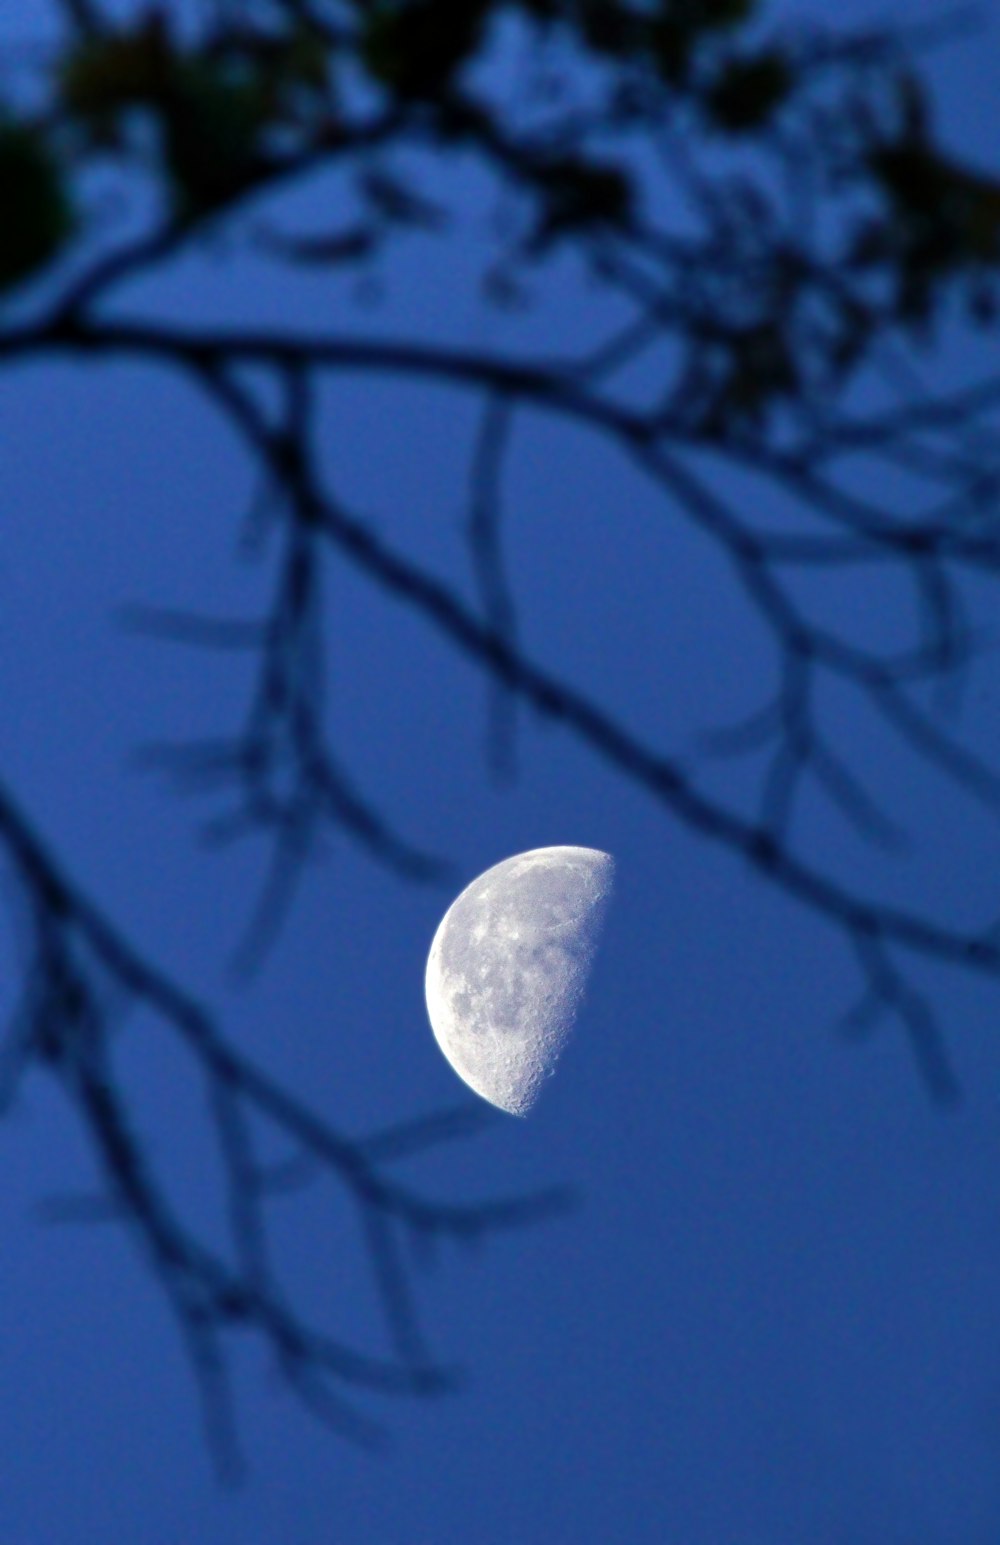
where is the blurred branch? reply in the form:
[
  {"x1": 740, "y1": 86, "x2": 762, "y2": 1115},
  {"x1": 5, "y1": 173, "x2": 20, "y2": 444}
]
[
  {"x1": 6, "y1": 312, "x2": 1000, "y2": 1104},
  {"x1": 3, "y1": 0, "x2": 1000, "y2": 1469},
  {"x1": 0, "y1": 773, "x2": 571, "y2": 1473},
  {"x1": 127, "y1": 378, "x2": 452, "y2": 973},
  {"x1": 467, "y1": 393, "x2": 519, "y2": 780},
  {"x1": 170, "y1": 352, "x2": 1000, "y2": 1119}
]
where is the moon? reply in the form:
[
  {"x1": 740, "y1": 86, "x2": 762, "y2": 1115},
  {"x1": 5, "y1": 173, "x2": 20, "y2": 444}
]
[{"x1": 425, "y1": 846, "x2": 614, "y2": 1115}]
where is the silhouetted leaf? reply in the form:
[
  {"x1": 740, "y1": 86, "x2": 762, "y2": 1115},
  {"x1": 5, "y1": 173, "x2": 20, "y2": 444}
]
[
  {"x1": 60, "y1": 14, "x2": 175, "y2": 137},
  {"x1": 361, "y1": 0, "x2": 489, "y2": 98},
  {"x1": 574, "y1": 0, "x2": 642, "y2": 57},
  {"x1": 163, "y1": 61, "x2": 268, "y2": 216},
  {"x1": 707, "y1": 49, "x2": 792, "y2": 132},
  {"x1": 533, "y1": 156, "x2": 634, "y2": 246},
  {"x1": 648, "y1": 0, "x2": 757, "y2": 84},
  {"x1": 0, "y1": 123, "x2": 75, "y2": 296},
  {"x1": 867, "y1": 140, "x2": 1000, "y2": 332},
  {"x1": 697, "y1": 0, "x2": 758, "y2": 30}
]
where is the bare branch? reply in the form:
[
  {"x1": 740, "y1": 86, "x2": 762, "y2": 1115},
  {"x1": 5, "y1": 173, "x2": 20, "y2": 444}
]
[
  {"x1": 849, "y1": 932, "x2": 962, "y2": 1105},
  {"x1": 5, "y1": 0, "x2": 1000, "y2": 1468},
  {"x1": 467, "y1": 393, "x2": 519, "y2": 780},
  {"x1": 187, "y1": 355, "x2": 1000, "y2": 987},
  {"x1": 0, "y1": 772, "x2": 569, "y2": 1467}
]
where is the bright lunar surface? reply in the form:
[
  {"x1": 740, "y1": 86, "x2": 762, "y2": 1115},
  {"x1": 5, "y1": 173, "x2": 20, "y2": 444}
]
[{"x1": 425, "y1": 846, "x2": 614, "y2": 1115}]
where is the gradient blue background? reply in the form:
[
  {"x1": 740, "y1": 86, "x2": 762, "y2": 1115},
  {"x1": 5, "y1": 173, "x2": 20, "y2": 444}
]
[{"x1": 2, "y1": 3, "x2": 1000, "y2": 1541}]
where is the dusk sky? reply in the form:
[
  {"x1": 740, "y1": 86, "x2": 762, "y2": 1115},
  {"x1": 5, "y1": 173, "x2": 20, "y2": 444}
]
[{"x1": 3, "y1": 3, "x2": 1000, "y2": 1542}]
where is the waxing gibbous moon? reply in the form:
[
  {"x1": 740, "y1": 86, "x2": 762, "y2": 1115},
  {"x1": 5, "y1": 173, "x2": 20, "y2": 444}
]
[{"x1": 425, "y1": 846, "x2": 614, "y2": 1116}]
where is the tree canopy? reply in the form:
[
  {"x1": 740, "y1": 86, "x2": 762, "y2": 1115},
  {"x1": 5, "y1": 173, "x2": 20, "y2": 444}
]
[{"x1": 3, "y1": 0, "x2": 1000, "y2": 1472}]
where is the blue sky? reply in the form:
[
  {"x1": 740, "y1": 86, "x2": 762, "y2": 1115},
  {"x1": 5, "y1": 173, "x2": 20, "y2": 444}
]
[{"x1": 3, "y1": 4, "x2": 1000, "y2": 1542}]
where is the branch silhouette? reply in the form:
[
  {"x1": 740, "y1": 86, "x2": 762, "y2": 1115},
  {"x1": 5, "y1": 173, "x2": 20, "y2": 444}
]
[
  {"x1": 2, "y1": 0, "x2": 1000, "y2": 1467},
  {"x1": 0, "y1": 773, "x2": 570, "y2": 1475}
]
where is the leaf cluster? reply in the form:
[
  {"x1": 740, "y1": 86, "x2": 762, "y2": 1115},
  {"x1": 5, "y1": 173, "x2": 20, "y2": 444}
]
[
  {"x1": 1, "y1": 0, "x2": 998, "y2": 414},
  {"x1": 0, "y1": 121, "x2": 75, "y2": 295},
  {"x1": 0, "y1": 0, "x2": 786, "y2": 296},
  {"x1": 361, "y1": 0, "x2": 493, "y2": 97},
  {"x1": 60, "y1": 12, "x2": 331, "y2": 217},
  {"x1": 863, "y1": 134, "x2": 1000, "y2": 330}
]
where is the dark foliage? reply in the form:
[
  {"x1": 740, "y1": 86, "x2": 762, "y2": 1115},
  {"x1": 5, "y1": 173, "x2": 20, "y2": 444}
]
[{"x1": 2, "y1": 0, "x2": 1000, "y2": 1469}]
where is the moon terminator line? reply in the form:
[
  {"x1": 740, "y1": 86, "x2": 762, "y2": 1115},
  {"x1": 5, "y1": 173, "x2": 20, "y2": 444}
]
[{"x1": 425, "y1": 846, "x2": 614, "y2": 1115}]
